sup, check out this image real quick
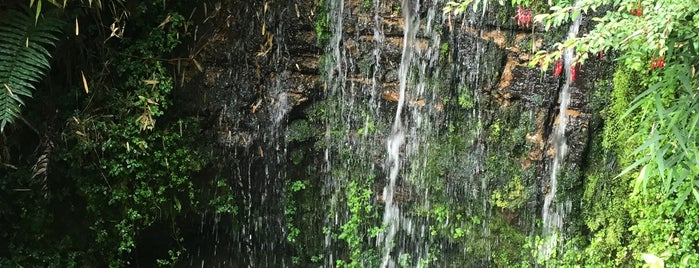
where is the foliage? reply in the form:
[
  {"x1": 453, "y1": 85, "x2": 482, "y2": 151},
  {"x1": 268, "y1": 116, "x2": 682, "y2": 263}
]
[
  {"x1": 56, "y1": 5, "x2": 209, "y2": 266},
  {"x1": 623, "y1": 60, "x2": 699, "y2": 213},
  {"x1": 443, "y1": 0, "x2": 490, "y2": 16},
  {"x1": 527, "y1": 0, "x2": 699, "y2": 265},
  {"x1": 491, "y1": 176, "x2": 528, "y2": 211},
  {"x1": 337, "y1": 178, "x2": 379, "y2": 268},
  {"x1": 0, "y1": 1, "x2": 235, "y2": 266},
  {"x1": 528, "y1": 0, "x2": 699, "y2": 215},
  {"x1": 530, "y1": 0, "x2": 699, "y2": 72},
  {"x1": 0, "y1": 9, "x2": 62, "y2": 131},
  {"x1": 314, "y1": 0, "x2": 331, "y2": 45}
]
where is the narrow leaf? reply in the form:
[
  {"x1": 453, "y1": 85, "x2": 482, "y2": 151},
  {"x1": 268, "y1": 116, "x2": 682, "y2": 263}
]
[
  {"x1": 633, "y1": 165, "x2": 647, "y2": 195},
  {"x1": 622, "y1": 81, "x2": 664, "y2": 119},
  {"x1": 35, "y1": 0, "x2": 42, "y2": 23},
  {"x1": 81, "y1": 71, "x2": 89, "y2": 93},
  {"x1": 4, "y1": 84, "x2": 14, "y2": 97},
  {"x1": 672, "y1": 126, "x2": 689, "y2": 154},
  {"x1": 673, "y1": 187, "x2": 691, "y2": 215}
]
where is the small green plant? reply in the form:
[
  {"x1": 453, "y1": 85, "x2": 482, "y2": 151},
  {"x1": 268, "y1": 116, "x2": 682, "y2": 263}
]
[
  {"x1": 362, "y1": 0, "x2": 372, "y2": 10},
  {"x1": 314, "y1": 0, "x2": 332, "y2": 45},
  {"x1": 491, "y1": 176, "x2": 528, "y2": 211},
  {"x1": 443, "y1": 0, "x2": 491, "y2": 16},
  {"x1": 439, "y1": 42, "x2": 450, "y2": 62}
]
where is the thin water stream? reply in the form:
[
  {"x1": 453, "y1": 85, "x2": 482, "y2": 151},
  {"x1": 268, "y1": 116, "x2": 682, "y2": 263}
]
[
  {"x1": 379, "y1": 0, "x2": 417, "y2": 266},
  {"x1": 184, "y1": 0, "x2": 593, "y2": 266},
  {"x1": 540, "y1": 4, "x2": 582, "y2": 260}
]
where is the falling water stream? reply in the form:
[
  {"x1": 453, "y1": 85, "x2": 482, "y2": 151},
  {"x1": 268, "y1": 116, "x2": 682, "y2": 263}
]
[
  {"x1": 540, "y1": 5, "x2": 582, "y2": 260},
  {"x1": 379, "y1": 0, "x2": 417, "y2": 266},
  {"x1": 183, "y1": 0, "x2": 595, "y2": 266}
]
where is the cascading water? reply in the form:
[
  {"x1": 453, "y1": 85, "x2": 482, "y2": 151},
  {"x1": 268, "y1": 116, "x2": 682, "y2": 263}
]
[
  {"x1": 540, "y1": 5, "x2": 582, "y2": 260},
  {"x1": 320, "y1": 0, "x2": 445, "y2": 266},
  {"x1": 186, "y1": 0, "x2": 596, "y2": 266},
  {"x1": 379, "y1": 0, "x2": 417, "y2": 266}
]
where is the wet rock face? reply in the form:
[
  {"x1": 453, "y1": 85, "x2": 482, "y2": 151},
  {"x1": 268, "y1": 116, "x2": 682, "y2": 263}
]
[
  {"x1": 443, "y1": 4, "x2": 605, "y2": 241},
  {"x1": 176, "y1": 0, "x2": 607, "y2": 265},
  {"x1": 175, "y1": 0, "x2": 324, "y2": 266},
  {"x1": 179, "y1": 0, "x2": 322, "y2": 151}
]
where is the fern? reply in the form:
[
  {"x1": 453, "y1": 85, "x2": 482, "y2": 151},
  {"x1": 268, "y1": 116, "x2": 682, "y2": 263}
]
[{"x1": 0, "y1": 9, "x2": 62, "y2": 131}]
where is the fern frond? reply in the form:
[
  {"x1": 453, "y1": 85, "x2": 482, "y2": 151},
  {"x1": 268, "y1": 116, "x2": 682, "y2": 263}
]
[{"x1": 0, "y1": 9, "x2": 62, "y2": 132}]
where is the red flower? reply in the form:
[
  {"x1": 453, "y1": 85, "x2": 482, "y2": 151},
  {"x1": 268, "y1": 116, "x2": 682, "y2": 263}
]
[
  {"x1": 570, "y1": 65, "x2": 577, "y2": 82},
  {"x1": 514, "y1": 6, "x2": 532, "y2": 27},
  {"x1": 650, "y1": 56, "x2": 665, "y2": 70},
  {"x1": 554, "y1": 60, "x2": 563, "y2": 77},
  {"x1": 637, "y1": 5, "x2": 643, "y2": 16},
  {"x1": 524, "y1": 9, "x2": 531, "y2": 27}
]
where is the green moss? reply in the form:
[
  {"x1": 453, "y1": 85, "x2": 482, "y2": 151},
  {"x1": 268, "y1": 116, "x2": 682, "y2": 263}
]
[
  {"x1": 602, "y1": 67, "x2": 644, "y2": 162},
  {"x1": 361, "y1": 0, "x2": 372, "y2": 10},
  {"x1": 457, "y1": 84, "x2": 474, "y2": 109},
  {"x1": 314, "y1": 0, "x2": 332, "y2": 45},
  {"x1": 358, "y1": 57, "x2": 373, "y2": 77},
  {"x1": 439, "y1": 42, "x2": 450, "y2": 63},
  {"x1": 287, "y1": 119, "x2": 321, "y2": 143},
  {"x1": 491, "y1": 176, "x2": 528, "y2": 211}
]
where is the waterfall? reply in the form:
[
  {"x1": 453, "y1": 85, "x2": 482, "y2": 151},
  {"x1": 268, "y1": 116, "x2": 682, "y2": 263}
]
[
  {"x1": 322, "y1": 0, "x2": 345, "y2": 266},
  {"x1": 179, "y1": 0, "x2": 600, "y2": 266},
  {"x1": 540, "y1": 6, "x2": 582, "y2": 260},
  {"x1": 379, "y1": 0, "x2": 417, "y2": 266}
]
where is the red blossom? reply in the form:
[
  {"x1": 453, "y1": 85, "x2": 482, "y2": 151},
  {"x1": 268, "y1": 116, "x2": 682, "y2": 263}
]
[
  {"x1": 650, "y1": 56, "x2": 665, "y2": 70},
  {"x1": 554, "y1": 60, "x2": 563, "y2": 77},
  {"x1": 514, "y1": 6, "x2": 532, "y2": 27},
  {"x1": 570, "y1": 65, "x2": 577, "y2": 82}
]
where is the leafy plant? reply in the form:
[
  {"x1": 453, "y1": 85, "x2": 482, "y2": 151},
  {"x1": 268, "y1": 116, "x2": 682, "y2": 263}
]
[
  {"x1": 552, "y1": 0, "x2": 698, "y2": 209},
  {"x1": 491, "y1": 176, "x2": 528, "y2": 211},
  {"x1": 0, "y1": 9, "x2": 62, "y2": 131},
  {"x1": 529, "y1": 0, "x2": 699, "y2": 265},
  {"x1": 443, "y1": 0, "x2": 491, "y2": 16}
]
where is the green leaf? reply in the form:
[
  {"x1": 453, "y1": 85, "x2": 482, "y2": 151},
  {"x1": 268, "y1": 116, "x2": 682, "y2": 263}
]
[
  {"x1": 673, "y1": 187, "x2": 691, "y2": 215},
  {"x1": 0, "y1": 9, "x2": 62, "y2": 131},
  {"x1": 622, "y1": 81, "x2": 663, "y2": 120},
  {"x1": 35, "y1": 0, "x2": 42, "y2": 23}
]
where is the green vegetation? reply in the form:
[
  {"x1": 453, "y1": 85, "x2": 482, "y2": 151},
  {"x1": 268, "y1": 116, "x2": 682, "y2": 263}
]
[
  {"x1": 337, "y1": 178, "x2": 379, "y2": 267},
  {"x1": 0, "y1": 9, "x2": 62, "y2": 131},
  {"x1": 3, "y1": 0, "x2": 697, "y2": 266},
  {"x1": 445, "y1": 0, "x2": 699, "y2": 266},
  {"x1": 314, "y1": 0, "x2": 332, "y2": 45},
  {"x1": 491, "y1": 176, "x2": 528, "y2": 211},
  {"x1": 533, "y1": 0, "x2": 699, "y2": 266},
  {"x1": 0, "y1": 1, "x2": 236, "y2": 266}
]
